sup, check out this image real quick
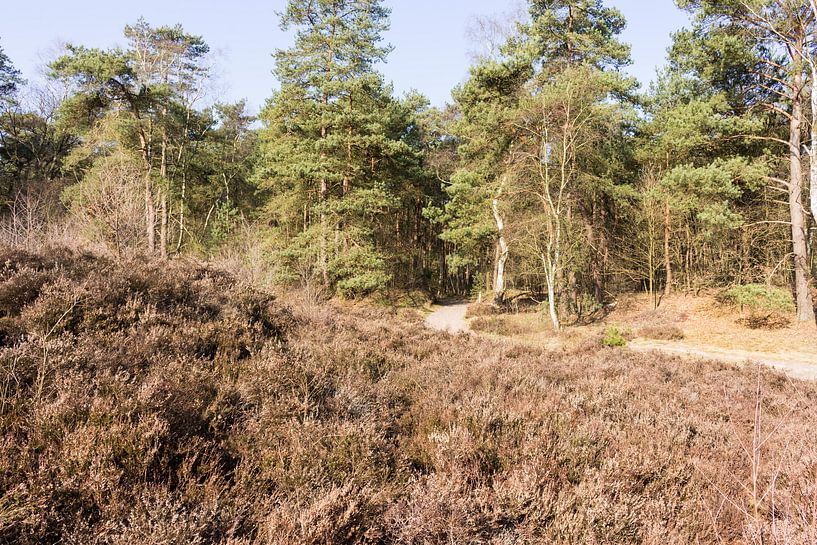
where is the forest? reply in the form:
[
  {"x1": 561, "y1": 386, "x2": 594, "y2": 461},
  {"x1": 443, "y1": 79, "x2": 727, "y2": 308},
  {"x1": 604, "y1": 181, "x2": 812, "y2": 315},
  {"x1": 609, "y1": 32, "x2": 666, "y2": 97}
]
[
  {"x1": 4, "y1": 1, "x2": 817, "y2": 544},
  {"x1": 3, "y1": 0, "x2": 817, "y2": 329}
]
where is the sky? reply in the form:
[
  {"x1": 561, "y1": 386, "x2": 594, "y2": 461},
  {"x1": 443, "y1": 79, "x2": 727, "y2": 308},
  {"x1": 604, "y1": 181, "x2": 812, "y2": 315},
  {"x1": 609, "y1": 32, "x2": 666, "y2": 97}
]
[{"x1": 1, "y1": 1, "x2": 690, "y2": 114}]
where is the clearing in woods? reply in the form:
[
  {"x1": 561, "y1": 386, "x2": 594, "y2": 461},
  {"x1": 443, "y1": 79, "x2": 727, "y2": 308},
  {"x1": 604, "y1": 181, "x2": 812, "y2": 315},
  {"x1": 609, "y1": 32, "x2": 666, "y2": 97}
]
[{"x1": 424, "y1": 296, "x2": 817, "y2": 380}]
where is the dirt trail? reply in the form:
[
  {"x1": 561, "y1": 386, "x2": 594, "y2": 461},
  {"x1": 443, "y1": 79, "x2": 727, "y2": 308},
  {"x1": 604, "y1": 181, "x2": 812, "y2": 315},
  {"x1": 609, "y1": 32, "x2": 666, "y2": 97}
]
[
  {"x1": 629, "y1": 339, "x2": 817, "y2": 381},
  {"x1": 424, "y1": 302, "x2": 817, "y2": 380},
  {"x1": 425, "y1": 301, "x2": 470, "y2": 334}
]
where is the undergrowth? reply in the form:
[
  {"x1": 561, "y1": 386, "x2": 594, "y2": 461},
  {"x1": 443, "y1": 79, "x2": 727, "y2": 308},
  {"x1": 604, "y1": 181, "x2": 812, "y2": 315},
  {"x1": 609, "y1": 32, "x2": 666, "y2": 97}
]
[{"x1": 1, "y1": 247, "x2": 816, "y2": 544}]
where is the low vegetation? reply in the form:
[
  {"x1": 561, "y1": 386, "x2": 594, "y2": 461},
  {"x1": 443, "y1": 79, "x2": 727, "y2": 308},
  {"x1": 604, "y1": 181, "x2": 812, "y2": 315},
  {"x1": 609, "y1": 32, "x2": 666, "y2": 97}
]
[
  {"x1": 637, "y1": 324, "x2": 686, "y2": 341},
  {"x1": 2, "y1": 247, "x2": 817, "y2": 544},
  {"x1": 601, "y1": 325, "x2": 629, "y2": 348}
]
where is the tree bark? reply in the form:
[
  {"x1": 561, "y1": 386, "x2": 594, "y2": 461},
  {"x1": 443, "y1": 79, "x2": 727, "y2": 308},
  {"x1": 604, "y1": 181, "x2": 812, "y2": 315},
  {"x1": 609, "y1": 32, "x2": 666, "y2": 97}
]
[
  {"x1": 544, "y1": 255, "x2": 560, "y2": 331},
  {"x1": 317, "y1": 25, "x2": 335, "y2": 288},
  {"x1": 137, "y1": 130, "x2": 155, "y2": 254},
  {"x1": 159, "y1": 105, "x2": 169, "y2": 259},
  {"x1": 789, "y1": 73, "x2": 815, "y2": 322},
  {"x1": 663, "y1": 199, "x2": 672, "y2": 296},
  {"x1": 159, "y1": 192, "x2": 168, "y2": 258},
  {"x1": 145, "y1": 175, "x2": 155, "y2": 254},
  {"x1": 491, "y1": 178, "x2": 509, "y2": 305},
  {"x1": 811, "y1": 71, "x2": 817, "y2": 222},
  {"x1": 809, "y1": 0, "x2": 817, "y2": 222}
]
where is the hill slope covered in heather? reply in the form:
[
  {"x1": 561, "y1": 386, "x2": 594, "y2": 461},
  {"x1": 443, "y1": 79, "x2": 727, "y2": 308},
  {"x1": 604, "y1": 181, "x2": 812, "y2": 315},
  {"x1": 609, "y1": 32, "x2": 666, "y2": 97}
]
[{"x1": 1, "y1": 248, "x2": 816, "y2": 544}]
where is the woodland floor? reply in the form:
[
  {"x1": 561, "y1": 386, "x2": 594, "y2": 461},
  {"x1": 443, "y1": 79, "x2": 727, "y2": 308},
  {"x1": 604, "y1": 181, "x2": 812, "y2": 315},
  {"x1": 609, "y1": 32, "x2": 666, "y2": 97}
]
[{"x1": 426, "y1": 294, "x2": 817, "y2": 380}]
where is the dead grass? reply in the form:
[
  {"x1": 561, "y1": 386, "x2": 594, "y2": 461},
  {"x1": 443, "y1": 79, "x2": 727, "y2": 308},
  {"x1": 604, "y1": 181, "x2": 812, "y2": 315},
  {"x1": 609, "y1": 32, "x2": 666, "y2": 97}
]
[
  {"x1": 1, "y1": 247, "x2": 817, "y2": 544},
  {"x1": 469, "y1": 293, "x2": 817, "y2": 360},
  {"x1": 618, "y1": 293, "x2": 816, "y2": 355},
  {"x1": 638, "y1": 324, "x2": 686, "y2": 341}
]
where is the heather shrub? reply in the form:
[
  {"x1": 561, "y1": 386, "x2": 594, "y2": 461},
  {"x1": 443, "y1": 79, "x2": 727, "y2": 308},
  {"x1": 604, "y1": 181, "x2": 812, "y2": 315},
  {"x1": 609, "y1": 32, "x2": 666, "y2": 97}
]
[
  {"x1": 638, "y1": 324, "x2": 686, "y2": 341},
  {"x1": 466, "y1": 302, "x2": 502, "y2": 318},
  {"x1": 2, "y1": 247, "x2": 817, "y2": 544},
  {"x1": 470, "y1": 315, "x2": 539, "y2": 336}
]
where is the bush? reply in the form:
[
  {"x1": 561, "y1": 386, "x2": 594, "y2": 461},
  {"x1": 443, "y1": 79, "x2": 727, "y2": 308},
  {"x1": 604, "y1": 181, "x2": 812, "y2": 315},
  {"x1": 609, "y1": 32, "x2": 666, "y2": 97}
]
[
  {"x1": 602, "y1": 325, "x2": 629, "y2": 347},
  {"x1": 638, "y1": 325, "x2": 686, "y2": 341},
  {"x1": 720, "y1": 284, "x2": 795, "y2": 314},
  {"x1": 465, "y1": 302, "x2": 501, "y2": 319},
  {"x1": 719, "y1": 284, "x2": 794, "y2": 330}
]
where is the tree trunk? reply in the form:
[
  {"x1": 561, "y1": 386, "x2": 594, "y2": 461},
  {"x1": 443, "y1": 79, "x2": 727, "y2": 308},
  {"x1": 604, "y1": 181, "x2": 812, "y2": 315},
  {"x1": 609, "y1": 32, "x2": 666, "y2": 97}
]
[
  {"x1": 145, "y1": 175, "x2": 155, "y2": 254},
  {"x1": 318, "y1": 30, "x2": 335, "y2": 288},
  {"x1": 811, "y1": 74, "x2": 817, "y2": 222},
  {"x1": 159, "y1": 192, "x2": 168, "y2": 258},
  {"x1": 491, "y1": 178, "x2": 509, "y2": 305},
  {"x1": 159, "y1": 107, "x2": 168, "y2": 259},
  {"x1": 664, "y1": 199, "x2": 672, "y2": 296},
  {"x1": 176, "y1": 171, "x2": 186, "y2": 253},
  {"x1": 789, "y1": 74, "x2": 815, "y2": 322},
  {"x1": 545, "y1": 260, "x2": 560, "y2": 331},
  {"x1": 344, "y1": 93, "x2": 352, "y2": 196},
  {"x1": 587, "y1": 197, "x2": 605, "y2": 303},
  {"x1": 596, "y1": 204, "x2": 610, "y2": 304},
  {"x1": 319, "y1": 96, "x2": 329, "y2": 286},
  {"x1": 810, "y1": 0, "x2": 817, "y2": 222},
  {"x1": 319, "y1": 176, "x2": 329, "y2": 286},
  {"x1": 138, "y1": 129, "x2": 155, "y2": 255}
]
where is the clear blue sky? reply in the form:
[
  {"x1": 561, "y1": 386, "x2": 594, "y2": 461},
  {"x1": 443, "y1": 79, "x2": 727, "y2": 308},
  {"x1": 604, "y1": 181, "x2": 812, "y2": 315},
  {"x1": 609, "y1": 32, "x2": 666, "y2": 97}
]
[{"x1": 1, "y1": 1, "x2": 689, "y2": 113}]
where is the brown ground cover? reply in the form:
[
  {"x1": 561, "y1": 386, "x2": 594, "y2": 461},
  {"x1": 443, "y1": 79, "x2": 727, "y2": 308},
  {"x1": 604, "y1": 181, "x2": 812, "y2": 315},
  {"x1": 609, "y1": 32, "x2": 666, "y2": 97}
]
[{"x1": 1, "y1": 247, "x2": 816, "y2": 544}]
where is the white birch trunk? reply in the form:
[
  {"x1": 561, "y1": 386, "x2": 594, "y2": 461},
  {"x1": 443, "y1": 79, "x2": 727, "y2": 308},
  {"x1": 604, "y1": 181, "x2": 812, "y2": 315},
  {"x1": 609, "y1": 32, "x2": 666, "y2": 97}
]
[{"x1": 492, "y1": 177, "x2": 509, "y2": 305}]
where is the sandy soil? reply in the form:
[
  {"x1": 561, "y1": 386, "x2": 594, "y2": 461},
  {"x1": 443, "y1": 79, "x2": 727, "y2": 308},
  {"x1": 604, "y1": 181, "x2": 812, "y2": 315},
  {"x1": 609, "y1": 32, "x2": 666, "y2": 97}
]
[
  {"x1": 629, "y1": 339, "x2": 817, "y2": 380},
  {"x1": 424, "y1": 301, "x2": 470, "y2": 333},
  {"x1": 424, "y1": 294, "x2": 817, "y2": 380}
]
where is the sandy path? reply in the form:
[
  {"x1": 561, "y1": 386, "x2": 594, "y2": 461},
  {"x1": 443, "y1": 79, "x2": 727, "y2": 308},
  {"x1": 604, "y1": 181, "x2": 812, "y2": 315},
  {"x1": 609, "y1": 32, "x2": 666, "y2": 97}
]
[
  {"x1": 629, "y1": 339, "x2": 817, "y2": 381},
  {"x1": 425, "y1": 301, "x2": 470, "y2": 334},
  {"x1": 424, "y1": 303, "x2": 817, "y2": 380}
]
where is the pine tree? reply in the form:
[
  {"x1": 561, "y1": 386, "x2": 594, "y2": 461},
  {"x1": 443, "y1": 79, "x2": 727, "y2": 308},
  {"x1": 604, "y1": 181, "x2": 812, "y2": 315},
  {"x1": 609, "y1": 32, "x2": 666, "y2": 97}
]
[
  {"x1": 0, "y1": 41, "x2": 22, "y2": 102},
  {"x1": 257, "y1": 0, "x2": 429, "y2": 296},
  {"x1": 674, "y1": 0, "x2": 816, "y2": 322}
]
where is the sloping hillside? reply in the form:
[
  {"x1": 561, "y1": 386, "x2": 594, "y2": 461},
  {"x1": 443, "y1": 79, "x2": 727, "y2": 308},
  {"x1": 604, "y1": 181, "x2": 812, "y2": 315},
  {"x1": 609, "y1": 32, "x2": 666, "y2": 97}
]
[{"x1": 1, "y1": 248, "x2": 816, "y2": 544}]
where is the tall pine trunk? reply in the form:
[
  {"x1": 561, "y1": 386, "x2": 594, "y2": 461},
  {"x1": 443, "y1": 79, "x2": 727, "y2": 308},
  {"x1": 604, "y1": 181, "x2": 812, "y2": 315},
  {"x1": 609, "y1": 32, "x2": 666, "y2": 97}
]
[
  {"x1": 789, "y1": 73, "x2": 815, "y2": 322},
  {"x1": 138, "y1": 130, "x2": 156, "y2": 255},
  {"x1": 145, "y1": 176, "x2": 155, "y2": 254},
  {"x1": 664, "y1": 199, "x2": 672, "y2": 296},
  {"x1": 159, "y1": 113, "x2": 168, "y2": 259}
]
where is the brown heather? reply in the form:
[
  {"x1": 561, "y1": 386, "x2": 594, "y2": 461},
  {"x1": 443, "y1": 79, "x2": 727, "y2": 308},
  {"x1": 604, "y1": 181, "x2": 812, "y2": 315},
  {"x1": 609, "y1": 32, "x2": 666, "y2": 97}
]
[{"x1": 1, "y1": 247, "x2": 816, "y2": 544}]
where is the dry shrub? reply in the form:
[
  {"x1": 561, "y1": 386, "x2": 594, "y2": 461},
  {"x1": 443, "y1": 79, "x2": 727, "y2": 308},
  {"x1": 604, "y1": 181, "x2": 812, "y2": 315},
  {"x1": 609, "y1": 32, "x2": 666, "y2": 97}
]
[
  {"x1": 2, "y1": 246, "x2": 817, "y2": 544},
  {"x1": 638, "y1": 324, "x2": 686, "y2": 341},
  {"x1": 466, "y1": 302, "x2": 502, "y2": 318},
  {"x1": 738, "y1": 312, "x2": 791, "y2": 330},
  {"x1": 470, "y1": 315, "x2": 541, "y2": 336}
]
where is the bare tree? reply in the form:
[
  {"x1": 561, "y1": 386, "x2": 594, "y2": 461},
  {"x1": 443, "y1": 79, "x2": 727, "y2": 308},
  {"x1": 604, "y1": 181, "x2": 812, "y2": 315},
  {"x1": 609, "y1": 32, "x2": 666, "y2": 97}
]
[{"x1": 465, "y1": 2, "x2": 528, "y2": 63}]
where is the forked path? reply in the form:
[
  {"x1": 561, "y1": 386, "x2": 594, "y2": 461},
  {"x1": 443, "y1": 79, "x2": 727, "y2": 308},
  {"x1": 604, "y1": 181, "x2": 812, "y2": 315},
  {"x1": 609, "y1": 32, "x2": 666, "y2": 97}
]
[
  {"x1": 425, "y1": 301, "x2": 470, "y2": 334},
  {"x1": 425, "y1": 303, "x2": 817, "y2": 381}
]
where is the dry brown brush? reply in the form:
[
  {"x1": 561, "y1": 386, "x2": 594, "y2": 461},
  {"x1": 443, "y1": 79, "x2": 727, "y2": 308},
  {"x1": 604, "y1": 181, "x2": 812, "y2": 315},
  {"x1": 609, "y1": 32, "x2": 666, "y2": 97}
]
[{"x1": 0, "y1": 246, "x2": 816, "y2": 544}]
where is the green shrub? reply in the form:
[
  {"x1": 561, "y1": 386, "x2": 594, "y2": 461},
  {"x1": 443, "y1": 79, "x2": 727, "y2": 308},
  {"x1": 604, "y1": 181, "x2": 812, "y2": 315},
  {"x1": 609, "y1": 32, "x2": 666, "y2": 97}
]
[
  {"x1": 720, "y1": 284, "x2": 795, "y2": 314},
  {"x1": 602, "y1": 325, "x2": 628, "y2": 347}
]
